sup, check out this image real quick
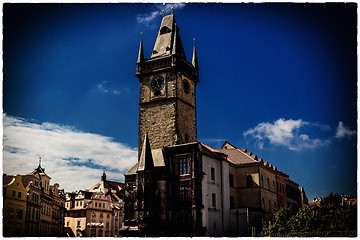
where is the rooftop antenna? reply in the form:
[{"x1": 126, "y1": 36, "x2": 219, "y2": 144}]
[{"x1": 39, "y1": 157, "x2": 42, "y2": 167}]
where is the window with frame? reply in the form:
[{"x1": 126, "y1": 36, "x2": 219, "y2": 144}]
[
  {"x1": 273, "y1": 181, "x2": 276, "y2": 192},
  {"x1": 212, "y1": 193, "x2": 216, "y2": 208},
  {"x1": 247, "y1": 175, "x2": 253, "y2": 186},
  {"x1": 262, "y1": 198, "x2": 265, "y2": 209},
  {"x1": 16, "y1": 209, "x2": 23, "y2": 219},
  {"x1": 229, "y1": 174, "x2": 234, "y2": 187},
  {"x1": 269, "y1": 200, "x2": 271, "y2": 211},
  {"x1": 179, "y1": 185, "x2": 190, "y2": 202},
  {"x1": 230, "y1": 196, "x2": 235, "y2": 208},
  {"x1": 179, "y1": 156, "x2": 190, "y2": 175},
  {"x1": 211, "y1": 167, "x2": 215, "y2": 181},
  {"x1": 261, "y1": 175, "x2": 264, "y2": 187},
  {"x1": 267, "y1": 178, "x2": 270, "y2": 189}
]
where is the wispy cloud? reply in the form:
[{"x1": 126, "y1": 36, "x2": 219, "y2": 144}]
[
  {"x1": 3, "y1": 114, "x2": 137, "y2": 192},
  {"x1": 243, "y1": 118, "x2": 333, "y2": 151},
  {"x1": 136, "y1": 3, "x2": 186, "y2": 26},
  {"x1": 335, "y1": 121, "x2": 356, "y2": 139},
  {"x1": 96, "y1": 81, "x2": 128, "y2": 95}
]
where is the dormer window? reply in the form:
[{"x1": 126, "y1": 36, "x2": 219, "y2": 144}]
[{"x1": 160, "y1": 26, "x2": 171, "y2": 34}]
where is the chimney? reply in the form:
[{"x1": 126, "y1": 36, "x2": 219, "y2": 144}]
[{"x1": 54, "y1": 183, "x2": 59, "y2": 195}]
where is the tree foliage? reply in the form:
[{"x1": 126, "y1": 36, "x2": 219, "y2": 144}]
[{"x1": 262, "y1": 193, "x2": 357, "y2": 235}]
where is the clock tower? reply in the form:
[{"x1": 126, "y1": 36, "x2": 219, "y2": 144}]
[{"x1": 136, "y1": 13, "x2": 199, "y2": 154}]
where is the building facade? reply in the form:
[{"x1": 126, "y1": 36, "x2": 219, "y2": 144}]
[
  {"x1": 64, "y1": 173, "x2": 125, "y2": 237},
  {"x1": 22, "y1": 171, "x2": 42, "y2": 236},
  {"x1": 122, "y1": 12, "x2": 306, "y2": 237},
  {"x1": 3, "y1": 174, "x2": 28, "y2": 237},
  {"x1": 3, "y1": 161, "x2": 66, "y2": 237}
]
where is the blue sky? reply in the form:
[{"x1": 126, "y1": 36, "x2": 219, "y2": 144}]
[{"x1": 3, "y1": 3, "x2": 357, "y2": 200}]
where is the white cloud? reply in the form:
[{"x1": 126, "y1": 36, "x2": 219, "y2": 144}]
[
  {"x1": 136, "y1": 3, "x2": 186, "y2": 26},
  {"x1": 335, "y1": 121, "x2": 356, "y2": 139},
  {"x1": 3, "y1": 114, "x2": 138, "y2": 192},
  {"x1": 96, "y1": 81, "x2": 125, "y2": 96},
  {"x1": 243, "y1": 118, "x2": 331, "y2": 151}
]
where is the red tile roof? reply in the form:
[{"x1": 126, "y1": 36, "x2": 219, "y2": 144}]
[{"x1": 218, "y1": 148, "x2": 259, "y2": 165}]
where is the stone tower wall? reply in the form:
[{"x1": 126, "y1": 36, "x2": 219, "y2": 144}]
[{"x1": 176, "y1": 100, "x2": 197, "y2": 144}]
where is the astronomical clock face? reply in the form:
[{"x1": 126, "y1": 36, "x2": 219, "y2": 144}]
[
  {"x1": 151, "y1": 75, "x2": 164, "y2": 91},
  {"x1": 183, "y1": 79, "x2": 190, "y2": 94}
]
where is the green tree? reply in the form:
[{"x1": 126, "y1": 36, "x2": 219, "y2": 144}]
[{"x1": 263, "y1": 193, "x2": 357, "y2": 235}]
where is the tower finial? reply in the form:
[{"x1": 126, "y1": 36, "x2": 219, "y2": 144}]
[
  {"x1": 137, "y1": 32, "x2": 144, "y2": 64},
  {"x1": 39, "y1": 157, "x2": 42, "y2": 167},
  {"x1": 192, "y1": 37, "x2": 199, "y2": 70},
  {"x1": 162, "y1": 9, "x2": 165, "y2": 17},
  {"x1": 172, "y1": 7, "x2": 174, "y2": 14}
]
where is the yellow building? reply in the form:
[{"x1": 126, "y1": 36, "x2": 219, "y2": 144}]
[
  {"x1": 3, "y1": 174, "x2": 28, "y2": 237},
  {"x1": 219, "y1": 141, "x2": 302, "y2": 236}
]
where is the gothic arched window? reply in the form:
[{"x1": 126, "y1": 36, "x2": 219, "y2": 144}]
[{"x1": 246, "y1": 175, "x2": 253, "y2": 186}]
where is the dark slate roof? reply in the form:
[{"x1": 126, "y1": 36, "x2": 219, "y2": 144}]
[
  {"x1": 3, "y1": 174, "x2": 14, "y2": 185},
  {"x1": 138, "y1": 131, "x2": 154, "y2": 171},
  {"x1": 21, "y1": 175, "x2": 35, "y2": 188},
  {"x1": 125, "y1": 162, "x2": 139, "y2": 176},
  {"x1": 125, "y1": 148, "x2": 165, "y2": 176},
  {"x1": 150, "y1": 14, "x2": 186, "y2": 59}
]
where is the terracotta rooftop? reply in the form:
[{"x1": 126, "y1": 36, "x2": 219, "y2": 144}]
[
  {"x1": 218, "y1": 142, "x2": 281, "y2": 173},
  {"x1": 217, "y1": 148, "x2": 259, "y2": 165}
]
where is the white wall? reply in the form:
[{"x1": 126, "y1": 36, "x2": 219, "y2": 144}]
[{"x1": 201, "y1": 155, "x2": 229, "y2": 236}]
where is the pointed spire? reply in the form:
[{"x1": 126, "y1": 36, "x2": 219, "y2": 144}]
[
  {"x1": 150, "y1": 13, "x2": 186, "y2": 59},
  {"x1": 137, "y1": 131, "x2": 154, "y2": 171},
  {"x1": 137, "y1": 32, "x2": 144, "y2": 64},
  {"x1": 192, "y1": 38, "x2": 199, "y2": 69},
  {"x1": 36, "y1": 157, "x2": 45, "y2": 174},
  {"x1": 102, "y1": 171, "x2": 106, "y2": 181},
  {"x1": 171, "y1": 23, "x2": 178, "y2": 55}
]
